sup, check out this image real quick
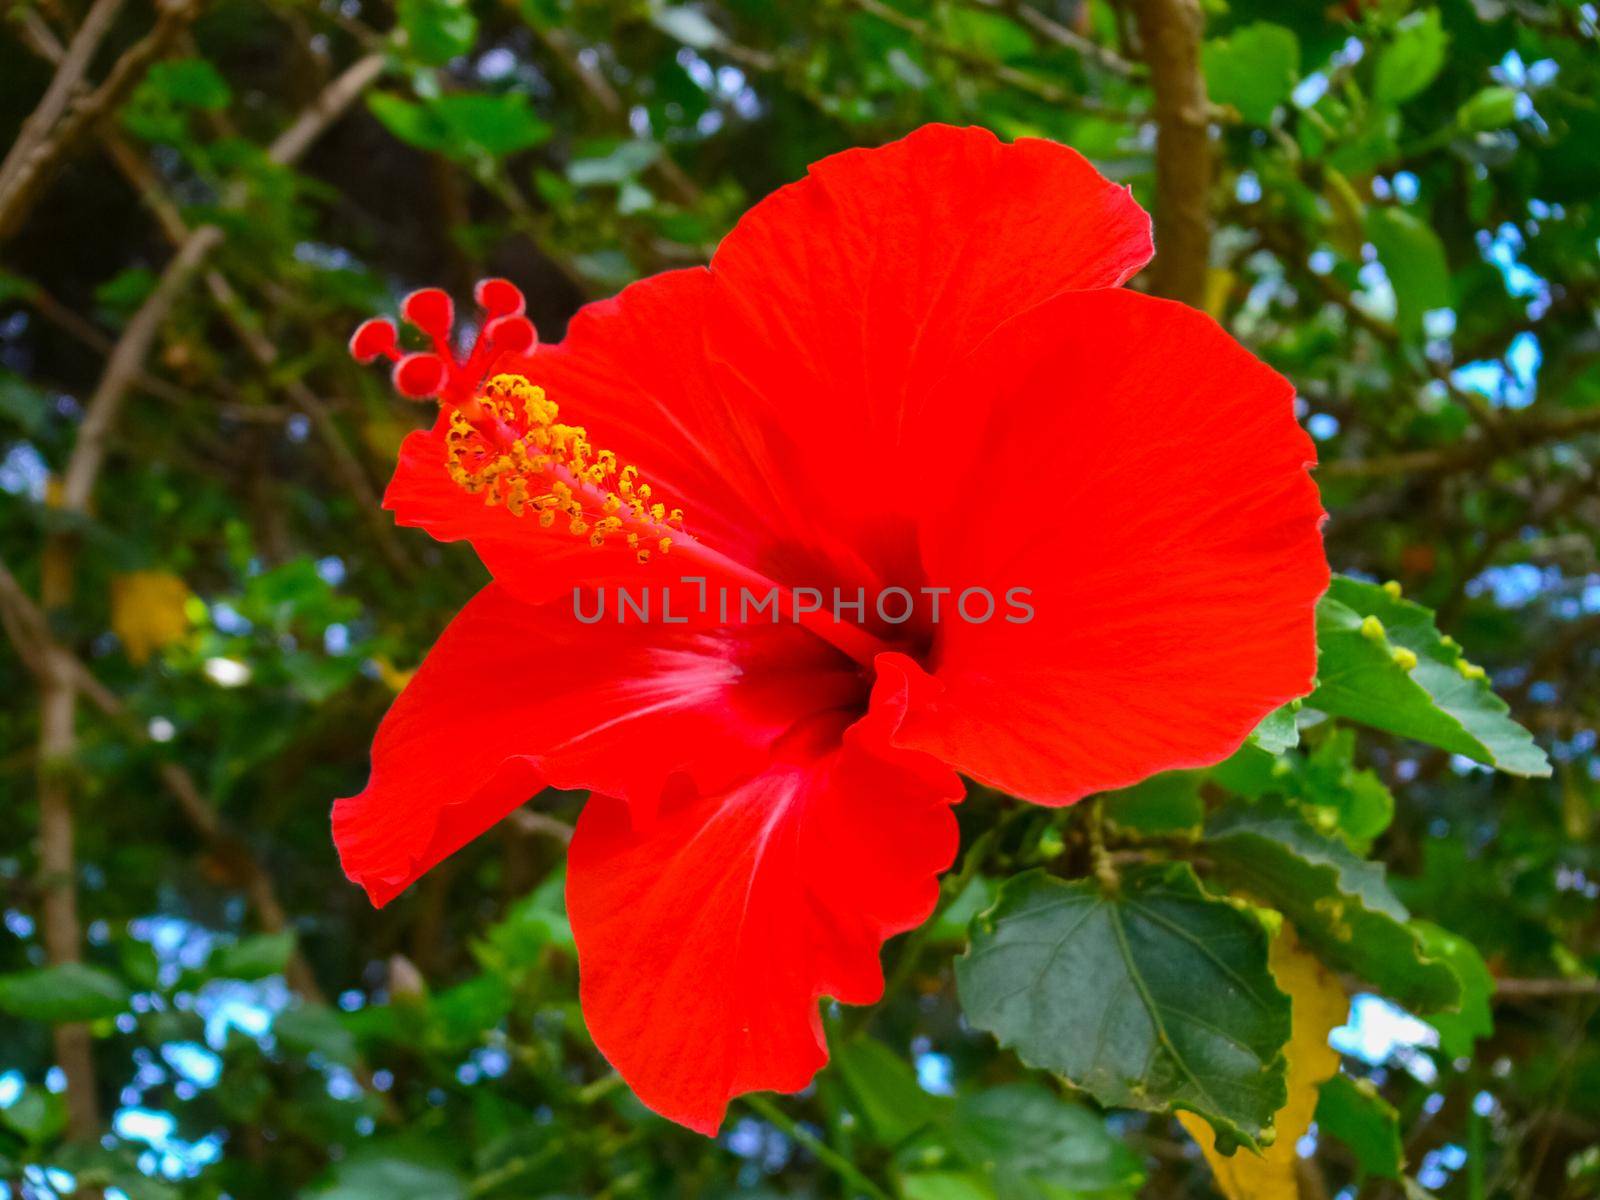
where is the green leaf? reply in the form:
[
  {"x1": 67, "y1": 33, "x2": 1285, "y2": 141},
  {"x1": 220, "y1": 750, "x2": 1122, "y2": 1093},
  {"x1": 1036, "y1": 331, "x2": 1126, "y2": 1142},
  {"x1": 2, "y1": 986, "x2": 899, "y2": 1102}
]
[
  {"x1": 568, "y1": 140, "x2": 661, "y2": 186},
  {"x1": 1458, "y1": 86, "x2": 1519, "y2": 132},
  {"x1": 1309, "y1": 576, "x2": 1549, "y2": 777},
  {"x1": 1365, "y1": 207, "x2": 1451, "y2": 334},
  {"x1": 899, "y1": 1174, "x2": 994, "y2": 1200},
  {"x1": 313, "y1": 1144, "x2": 468, "y2": 1200},
  {"x1": 929, "y1": 875, "x2": 995, "y2": 942},
  {"x1": 830, "y1": 1036, "x2": 945, "y2": 1146},
  {"x1": 0, "y1": 1086, "x2": 67, "y2": 1144},
  {"x1": 141, "y1": 58, "x2": 233, "y2": 109},
  {"x1": 212, "y1": 931, "x2": 296, "y2": 981},
  {"x1": 1303, "y1": 727, "x2": 1396, "y2": 847},
  {"x1": 1413, "y1": 921, "x2": 1494, "y2": 1058},
  {"x1": 275, "y1": 1003, "x2": 359, "y2": 1064},
  {"x1": 0, "y1": 371, "x2": 50, "y2": 434},
  {"x1": 1204, "y1": 797, "x2": 1460, "y2": 1012},
  {"x1": 477, "y1": 869, "x2": 573, "y2": 967},
  {"x1": 1101, "y1": 771, "x2": 1204, "y2": 837},
  {"x1": 398, "y1": 0, "x2": 478, "y2": 66},
  {"x1": 649, "y1": 4, "x2": 726, "y2": 50},
  {"x1": 1203, "y1": 23, "x2": 1300, "y2": 124},
  {"x1": 948, "y1": 1085, "x2": 1146, "y2": 1200},
  {"x1": 956, "y1": 864, "x2": 1291, "y2": 1152},
  {"x1": 368, "y1": 92, "x2": 551, "y2": 160},
  {"x1": 1251, "y1": 702, "x2": 1302, "y2": 755},
  {"x1": 429, "y1": 973, "x2": 512, "y2": 1049},
  {"x1": 0, "y1": 963, "x2": 130, "y2": 1022},
  {"x1": 1373, "y1": 10, "x2": 1447, "y2": 105},
  {"x1": 94, "y1": 266, "x2": 159, "y2": 317},
  {"x1": 1315, "y1": 1074, "x2": 1403, "y2": 1180}
]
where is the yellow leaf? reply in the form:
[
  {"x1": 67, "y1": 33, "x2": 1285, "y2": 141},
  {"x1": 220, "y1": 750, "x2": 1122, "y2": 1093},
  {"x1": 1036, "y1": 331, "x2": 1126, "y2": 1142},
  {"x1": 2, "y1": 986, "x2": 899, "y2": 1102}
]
[
  {"x1": 1178, "y1": 922, "x2": 1346, "y2": 1200},
  {"x1": 111, "y1": 571, "x2": 193, "y2": 664},
  {"x1": 373, "y1": 655, "x2": 416, "y2": 693},
  {"x1": 1204, "y1": 267, "x2": 1238, "y2": 320}
]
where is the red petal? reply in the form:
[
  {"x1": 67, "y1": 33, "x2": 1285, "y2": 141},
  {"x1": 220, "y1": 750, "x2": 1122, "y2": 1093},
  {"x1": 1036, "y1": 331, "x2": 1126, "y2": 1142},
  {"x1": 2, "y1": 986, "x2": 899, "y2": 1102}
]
[
  {"x1": 334, "y1": 584, "x2": 864, "y2": 906},
  {"x1": 702, "y1": 124, "x2": 1152, "y2": 554},
  {"x1": 567, "y1": 721, "x2": 960, "y2": 1133},
  {"x1": 882, "y1": 288, "x2": 1328, "y2": 804}
]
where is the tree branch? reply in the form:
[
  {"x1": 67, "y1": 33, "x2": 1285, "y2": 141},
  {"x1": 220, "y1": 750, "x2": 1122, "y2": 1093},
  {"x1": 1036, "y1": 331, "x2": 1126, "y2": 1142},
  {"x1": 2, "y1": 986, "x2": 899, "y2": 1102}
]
[
  {"x1": 0, "y1": 555, "x2": 323, "y2": 1000},
  {"x1": 17, "y1": 49, "x2": 385, "y2": 1143},
  {"x1": 1322, "y1": 407, "x2": 1600, "y2": 479},
  {"x1": 0, "y1": 0, "x2": 202, "y2": 242},
  {"x1": 1130, "y1": 0, "x2": 1211, "y2": 306}
]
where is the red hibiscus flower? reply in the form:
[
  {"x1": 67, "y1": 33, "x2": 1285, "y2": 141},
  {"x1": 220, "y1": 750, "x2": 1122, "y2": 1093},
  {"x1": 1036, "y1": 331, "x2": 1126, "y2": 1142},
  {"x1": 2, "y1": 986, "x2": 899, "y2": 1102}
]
[{"x1": 335, "y1": 124, "x2": 1328, "y2": 1134}]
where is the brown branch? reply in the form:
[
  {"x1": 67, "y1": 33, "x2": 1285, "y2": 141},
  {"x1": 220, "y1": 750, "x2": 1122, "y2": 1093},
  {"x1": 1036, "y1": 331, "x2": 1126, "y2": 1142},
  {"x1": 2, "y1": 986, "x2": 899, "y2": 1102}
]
[
  {"x1": 1322, "y1": 407, "x2": 1600, "y2": 479},
  {"x1": 847, "y1": 0, "x2": 1139, "y2": 117},
  {"x1": 0, "y1": 556, "x2": 323, "y2": 1000},
  {"x1": 0, "y1": 0, "x2": 127, "y2": 213},
  {"x1": 1495, "y1": 977, "x2": 1600, "y2": 999},
  {"x1": 1130, "y1": 0, "x2": 1211, "y2": 306},
  {"x1": 0, "y1": 0, "x2": 202, "y2": 242},
  {"x1": 16, "y1": 51, "x2": 384, "y2": 1143},
  {"x1": 969, "y1": 0, "x2": 1141, "y2": 77}
]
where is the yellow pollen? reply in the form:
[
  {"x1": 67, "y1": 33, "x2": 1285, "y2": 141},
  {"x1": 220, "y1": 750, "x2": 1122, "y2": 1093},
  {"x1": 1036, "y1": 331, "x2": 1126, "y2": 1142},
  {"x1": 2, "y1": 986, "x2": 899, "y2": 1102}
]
[{"x1": 443, "y1": 374, "x2": 681, "y2": 561}]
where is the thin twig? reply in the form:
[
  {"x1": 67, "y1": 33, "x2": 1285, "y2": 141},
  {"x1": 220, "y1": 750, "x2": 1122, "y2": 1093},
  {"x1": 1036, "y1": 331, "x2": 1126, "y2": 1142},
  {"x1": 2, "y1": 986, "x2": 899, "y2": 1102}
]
[
  {"x1": 743, "y1": 1094, "x2": 895, "y2": 1200},
  {"x1": 0, "y1": 0, "x2": 203, "y2": 241}
]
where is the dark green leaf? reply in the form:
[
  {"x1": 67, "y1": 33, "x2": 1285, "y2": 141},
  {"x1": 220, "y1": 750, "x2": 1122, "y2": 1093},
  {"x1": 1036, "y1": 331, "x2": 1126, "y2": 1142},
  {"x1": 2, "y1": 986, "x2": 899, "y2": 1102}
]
[
  {"x1": 212, "y1": 930, "x2": 296, "y2": 981},
  {"x1": 1310, "y1": 576, "x2": 1549, "y2": 776},
  {"x1": 1101, "y1": 771, "x2": 1204, "y2": 837},
  {"x1": 313, "y1": 1144, "x2": 468, "y2": 1200},
  {"x1": 1205, "y1": 797, "x2": 1460, "y2": 1012},
  {"x1": 0, "y1": 963, "x2": 130, "y2": 1022},
  {"x1": 948, "y1": 1085, "x2": 1145, "y2": 1200},
  {"x1": 275, "y1": 1003, "x2": 359, "y2": 1064},
  {"x1": 956, "y1": 865, "x2": 1290, "y2": 1151},
  {"x1": 1316, "y1": 1073, "x2": 1404, "y2": 1180},
  {"x1": 0, "y1": 372, "x2": 50, "y2": 433}
]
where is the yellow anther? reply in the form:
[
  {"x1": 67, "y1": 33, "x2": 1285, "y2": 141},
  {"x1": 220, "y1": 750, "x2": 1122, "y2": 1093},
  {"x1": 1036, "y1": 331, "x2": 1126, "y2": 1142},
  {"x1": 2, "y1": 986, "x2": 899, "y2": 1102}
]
[
  {"x1": 1382, "y1": 580, "x2": 1402, "y2": 599},
  {"x1": 1360, "y1": 615, "x2": 1386, "y2": 641},
  {"x1": 1457, "y1": 660, "x2": 1487, "y2": 682},
  {"x1": 443, "y1": 374, "x2": 684, "y2": 561},
  {"x1": 1391, "y1": 647, "x2": 1418, "y2": 671}
]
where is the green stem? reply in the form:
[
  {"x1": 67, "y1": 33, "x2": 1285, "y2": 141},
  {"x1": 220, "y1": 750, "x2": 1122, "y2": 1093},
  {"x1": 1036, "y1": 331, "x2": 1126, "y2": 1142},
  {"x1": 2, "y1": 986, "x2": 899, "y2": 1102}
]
[
  {"x1": 1088, "y1": 798, "x2": 1121, "y2": 894},
  {"x1": 743, "y1": 1094, "x2": 894, "y2": 1200}
]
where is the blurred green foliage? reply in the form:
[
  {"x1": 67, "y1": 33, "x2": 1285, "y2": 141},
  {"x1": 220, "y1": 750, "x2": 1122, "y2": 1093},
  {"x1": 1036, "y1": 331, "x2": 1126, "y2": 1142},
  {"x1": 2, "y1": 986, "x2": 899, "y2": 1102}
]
[{"x1": 2, "y1": 0, "x2": 1599, "y2": 1198}]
